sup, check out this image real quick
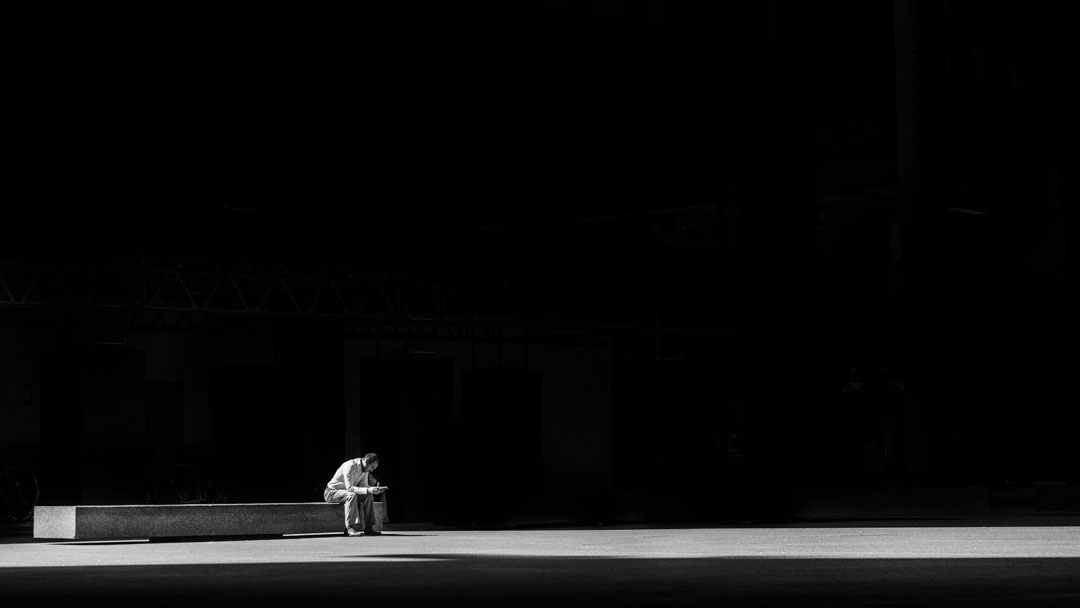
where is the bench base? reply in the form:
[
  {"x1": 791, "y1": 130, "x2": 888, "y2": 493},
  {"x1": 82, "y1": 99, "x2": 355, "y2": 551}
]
[{"x1": 34, "y1": 502, "x2": 386, "y2": 540}]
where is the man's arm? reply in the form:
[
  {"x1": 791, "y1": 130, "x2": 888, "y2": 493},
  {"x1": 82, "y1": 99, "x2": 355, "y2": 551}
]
[{"x1": 343, "y1": 461, "x2": 369, "y2": 494}]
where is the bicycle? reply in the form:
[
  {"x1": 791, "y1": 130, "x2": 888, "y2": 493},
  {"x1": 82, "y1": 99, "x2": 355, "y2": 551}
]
[{"x1": 0, "y1": 461, "x2": 39, "y2": 523}]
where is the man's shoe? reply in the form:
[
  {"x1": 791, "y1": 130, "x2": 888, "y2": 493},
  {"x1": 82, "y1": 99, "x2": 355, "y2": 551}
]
[
  {"x1": 363, "y1": 528, "x2": 382, "y2": 536},
  {"x1": 346, "y1": 527, "x2": 364, "y2": 537}
]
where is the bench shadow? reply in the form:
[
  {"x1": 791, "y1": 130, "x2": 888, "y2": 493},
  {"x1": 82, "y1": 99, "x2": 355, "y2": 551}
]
[{"x1": 52, "y1": 540, "x2": 150, "y2": 546}]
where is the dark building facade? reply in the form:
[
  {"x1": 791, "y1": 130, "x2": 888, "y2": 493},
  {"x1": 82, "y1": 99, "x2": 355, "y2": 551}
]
[{"x1": 2, "y1": 1, "x2": 1077, "y2": 523}]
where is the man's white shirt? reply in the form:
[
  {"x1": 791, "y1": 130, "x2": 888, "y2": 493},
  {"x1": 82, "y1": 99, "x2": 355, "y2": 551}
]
[{"x1": 327, "y1": 458, "x2": 374, "y2": 494}]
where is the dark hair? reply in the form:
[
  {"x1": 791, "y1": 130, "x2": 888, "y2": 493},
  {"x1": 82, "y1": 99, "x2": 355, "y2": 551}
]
[{"x1": 363, "y1": 453, "x2": 379, "y2": 464}]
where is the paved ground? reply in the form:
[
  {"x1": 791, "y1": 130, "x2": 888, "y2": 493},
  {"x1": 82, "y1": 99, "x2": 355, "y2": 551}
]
[{"x1": 4, "y1": 519, "x2": 1080, "y2": 607}]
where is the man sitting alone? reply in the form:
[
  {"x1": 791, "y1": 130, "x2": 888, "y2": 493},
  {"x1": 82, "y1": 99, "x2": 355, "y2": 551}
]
[{"x1": 324, "y1": 452, "x2": 387, "y2": 536}]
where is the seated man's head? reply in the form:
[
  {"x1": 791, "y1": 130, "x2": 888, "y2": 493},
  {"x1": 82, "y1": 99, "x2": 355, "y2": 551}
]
[{"x1": 361, "y1": 453, "x2": 379, "y2": 473}]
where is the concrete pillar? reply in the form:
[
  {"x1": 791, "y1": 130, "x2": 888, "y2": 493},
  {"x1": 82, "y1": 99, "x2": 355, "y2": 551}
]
[{"x1": 894, "y1": 0, "x2": 948, "y2": 477}]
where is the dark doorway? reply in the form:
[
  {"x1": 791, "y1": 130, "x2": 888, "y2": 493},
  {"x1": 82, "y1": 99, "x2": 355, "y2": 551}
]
[
  {"x1": 39, "y1": 346, "x2": 148, "y2": 505},
  {"x1": 38, "y1": 348, "x2": 84, "y2": 506},
  {"x1": 145, "y1": 382, "x2": 184, "y2": 465},
  {"x1": 461, "y1": 368, "x2": 543, "y2": 525},
  {"x1": 357, "y1": 357, "x2": 454, "y2": 524},
  {"x1": 209, "y1": 364, "x2": 300, "y2": 502}
]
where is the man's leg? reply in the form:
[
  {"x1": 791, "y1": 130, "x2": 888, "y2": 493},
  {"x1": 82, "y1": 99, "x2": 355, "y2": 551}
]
[
  {"x1": 324, "y1": 488, "x2": 360, "y2": 531},
  {"x1": 359, "y1": 492, "x2": 378, "y2": 533}
]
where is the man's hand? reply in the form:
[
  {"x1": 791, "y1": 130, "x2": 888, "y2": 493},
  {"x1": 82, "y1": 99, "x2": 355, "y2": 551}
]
[{"x1": 369, "y1": 486, "x2": 388, "y2": 495}]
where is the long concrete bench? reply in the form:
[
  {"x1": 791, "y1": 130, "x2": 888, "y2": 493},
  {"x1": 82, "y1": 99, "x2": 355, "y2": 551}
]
[{"x1": 34, "y1": 502, "x2": 386, "y2": 540}]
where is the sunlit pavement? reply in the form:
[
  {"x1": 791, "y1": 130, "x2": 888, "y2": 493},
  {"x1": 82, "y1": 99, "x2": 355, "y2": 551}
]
[{"x1": 4, "y1": 520, "x2": 1080, "y2": 607}]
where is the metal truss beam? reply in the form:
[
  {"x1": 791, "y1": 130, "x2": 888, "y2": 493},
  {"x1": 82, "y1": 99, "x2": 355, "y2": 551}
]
[
  {"x1": 1, "y1": 263, "x2": 805, "y2": 361},
  {"x1": 0, "y1": 263, "x2": 689, "y2": 338}
]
